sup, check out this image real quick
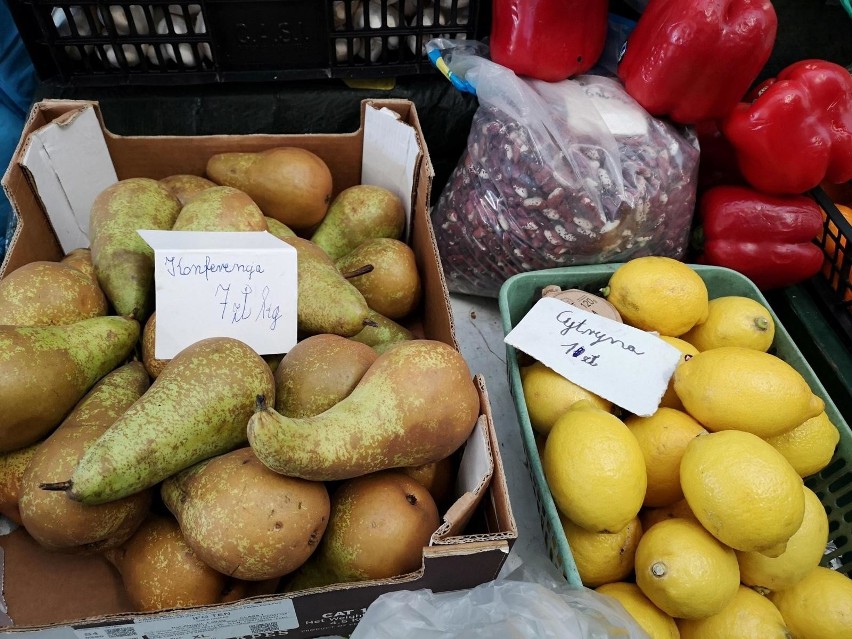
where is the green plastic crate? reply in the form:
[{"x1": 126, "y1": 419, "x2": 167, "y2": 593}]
[{"x1": 498, "y1": 263, "x2": 852, "y2": 587}]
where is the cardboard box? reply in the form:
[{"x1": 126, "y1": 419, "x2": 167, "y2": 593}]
[{"x1": 0, "y1": 99, "x2": 517, "y2": 638}]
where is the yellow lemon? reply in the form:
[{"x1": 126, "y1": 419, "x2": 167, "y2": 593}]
[
  {"x1": 596, "y1": 582, "x2": 679, "y2": 639},
  {"x1": 765, "y1": 412, "x2": 840, "y2": 478},
  {"x1": 626, "y1": 408, "x2": 706, "y2": 507},
  {"x1": 677, "y1": 586, "x2": 791, "y2": 639},
  {"x1": 680, "y1": 430, "x2": 805, "y2": 556},
  {"x1": 520, "y1": 361, "x2": 612, "y2": 435},
  {"x1": 604, "y1": 257, "x2": 709, "y2": 337},
  {"x1": 674, "y1": 347, "x2": 824, "y2": 437},
  {"x1": 635, "y1": 518, "x2": 740, "y2": 620},
  {"x1": 680, "y1": 296, "x2": 775, "y2": 352},
  {"x1": 543, "y1": 401, "x2": 646, "y2": 533},
  {"x1": 738, "y1": 486, "x2": 829, "y2": 593},
  {"x1": 657, "y1": 336, "x2": 699, "y2": 411},
  {"x1": 769, "y1": 567, "x2": 852, "y2": 639},
  {"x1": 560, "y1": 514, "x2": 642, "y2": 588},
  {"x1": 640, "y1": 499, "x2": 697, "y2": 531}
]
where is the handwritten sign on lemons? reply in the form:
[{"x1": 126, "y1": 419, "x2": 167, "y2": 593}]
[{"x1": 505, "y1": 296, "x2": 682, "y2": 416}]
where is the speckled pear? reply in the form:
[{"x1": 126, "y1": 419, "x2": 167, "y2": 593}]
[
  {"x1": 274, "y1": 334, "x2": 377, "y2": 418},
  {"x1": 64, "y1": 337, "x2": 275, "y2": 505},
  {"x1": 161, "y1": 447, "x2": 330, "y2": 581},
  {"x1": 310, "y1": 185, "x2": 405, "y2": 260},
  {"x1": 61, "y1": 248, "x2": 98, "y2": 284},
  {"x1": 247, "y1": 339, "x2": 479, "y2": 481},
  {"x1": 172, "y1": 186, "x2": 267, "y2": 232},
  {"x1": 0, "y1": 315, "x2": 140, "y2": 453},
  {"x1": 20, "y1": 362, "x2": 151, "y2": 553},
  {"x1": 0, "y1": 261, "x2": 107, "y2": 326},
  {"x1": 280, "y1": 236, "x2": 370, "y2": 337},
  {"x1": 0, "y1": 443, "x2": 39, "y2": 524},
  {"x1": 349, "y1": 309, "x2": 413, "y2": 353},
  {"x1": 89, "y1": 178, "x2": 181, "y2": 320},
  {"x1": 159, "y1": 174, "x2": 216, "y2": 206}
]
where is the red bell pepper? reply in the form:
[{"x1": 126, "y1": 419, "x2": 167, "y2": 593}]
[
  {"x1": 617, "y1": 0, "x2": 777, "y2": 124},
  {"x1": 694, "y1": 185, "x2": 825, "y2": 290},
  {"x1": 721, "y1": 60, "x2": 852, "y2": 195},
  {"x1": 489, "y1": 0, "x2": 608, "y2": 82}
]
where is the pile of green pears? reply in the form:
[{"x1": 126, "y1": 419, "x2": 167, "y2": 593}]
[{"x1": 0, "y1": 146, "x2": 480, "y2": 614}]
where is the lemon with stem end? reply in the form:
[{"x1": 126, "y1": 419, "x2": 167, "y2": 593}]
[
  {"x1": 681, "y1": 296, "x2": 775, "y2": 352},
  {"x1": 635, "y1": 518, "x2": 740, "y2": 620}
]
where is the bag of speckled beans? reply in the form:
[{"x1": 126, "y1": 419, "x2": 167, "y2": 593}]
[{"x1": 430, "y1": 44, "x2": 700, "y2": 298}]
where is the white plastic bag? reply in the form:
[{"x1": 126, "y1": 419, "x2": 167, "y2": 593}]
[
  {"x1": 428, "y1": 39, "x2": 700, "y2": 297},
  {"x1": 349, "y1": 554, "x2": 649, "y2": 638}
]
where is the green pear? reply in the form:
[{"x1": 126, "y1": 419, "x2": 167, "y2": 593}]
[
  {"x1": 0, "y1": 316, "x2": 140, "y2": 453},
  {"x1": 286, "y1": 471, "x2": 438, "y2": 587},
  {"x1": 0, "y1": 261, "x2": 108, "y2": 326},
  {"x1": 264, "y1": 216, "x2": 297, "y2": 240},
  {"x1": 247, "y1": 340, "x2": 479, "y2": 481},
  {"x1": 20, "y1": 362, "x2": 151, "y2": 553},
  {"x1": 336, "y1": 238, "x2": 421, "y2": 319},
  {"x1": 349, "y1": 309, "x2": 414, "y2": 353},
  {"x1": 161, "y1": 447, "x2": 330, "y2": 581},
  {"x1": 310, "y1": 185, "x2": 405, "y2": 260},
  {"x1": 90, "y1": 178, "x2": 181, "y2": 320},
  {"x1": 159, "y1": 174, "x2": 217, "y2": 207},
  {"x1": 62, "y1": 337, "x2": 275, "y2": 505},
  {"x1": 172, "y1": 186, "x2": 267, "y2": 232},
  {"x1": 105, "y1": 515, "x2": 236, "y2": 612},
  {"x1": 206, "y1": 148, "x2": 333, "y2": 231},
  {"x1": 274, "y1": 334, "x2": 377, "y2": 418},
  {"x1": 280, "y1": 236, "x2": 370, "y2": 337}
]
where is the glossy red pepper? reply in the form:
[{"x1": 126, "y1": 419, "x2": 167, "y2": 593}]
[
  {"x1": 695, "y1": 185, "x2": 825, "y2": 290},
  {"x1": 489, "y1": 0, "x2": 608, "y2": 82},
  {"x1": 694, "y1": 119, "x2": 745, "y2": 192},
  {"x1": 722, "y1": 60, "x2": 852, "y2": 195},
  {"x1": 617, "y1": 0, "x2": 777, "y2": 124}
]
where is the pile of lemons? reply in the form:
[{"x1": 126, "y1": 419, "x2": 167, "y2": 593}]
[{"x1": 521, "y1": 256, "x2": 851, "y2": 639}]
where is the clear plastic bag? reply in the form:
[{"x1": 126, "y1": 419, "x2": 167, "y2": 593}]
[
  {"x1": 430, "y1": 40, "x2": 700, "y2": 297},
  {"x1": 349, "y1": 553, "x2": 650, "y2": 638}
]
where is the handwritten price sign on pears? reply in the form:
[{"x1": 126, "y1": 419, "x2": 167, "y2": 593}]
[
  {"x1": 140, "y1": 230, "x2": 298, "y2": 359},
  {"x1": 505, "y1": 297, "x2": 681, "y2": 416}
]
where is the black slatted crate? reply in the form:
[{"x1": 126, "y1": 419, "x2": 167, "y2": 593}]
[{"x1": 8, "y1": 0, "x2": 487, "y2": 85}]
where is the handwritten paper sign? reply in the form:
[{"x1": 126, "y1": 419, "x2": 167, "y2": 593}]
[
  {"x1": 139, "y1": 230, "x2": 297, "y2": 359},
  {"x1": 504, "y1": 297, "x2": 683, "y2": 416}
]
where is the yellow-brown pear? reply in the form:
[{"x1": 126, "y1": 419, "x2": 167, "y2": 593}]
[
  {"x1": 274, "y1": 334, "x2": 377, "y2": 418},
  {"x1": 105, "y1": 515, "x2": 234, "y2": 612},
  {"x1": 206, "y1": 147, "x2": 333, "y2": 230},
  {"x1": 61, "y1": 248, "x2": 98, "y2": 285},
  {"x1": 0, "y1": 261, "x2": 107, "y2": 326},
  {"x1": 161, "y1": 447, "x2": 330, "y2": 581},
  {"x1": 159, "y1": 174, "x2": 217, "y2": 206},
  {"x1": 0, "y1": 443, "x2": 39, "y2": 524},
  {"x1": 287, "y1": 471, "x2": 439, "y2": 588},
  {"x1": 141, "y1": 312, "x2": 169, "y2": 379}
]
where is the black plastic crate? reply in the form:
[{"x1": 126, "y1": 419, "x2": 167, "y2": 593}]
[
  {"x1": 8, "y1": 0, "x2": 487, "y2": 85},
  {"x1": 811, "y1": 186, "x2": 852, "y2": 349}
]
